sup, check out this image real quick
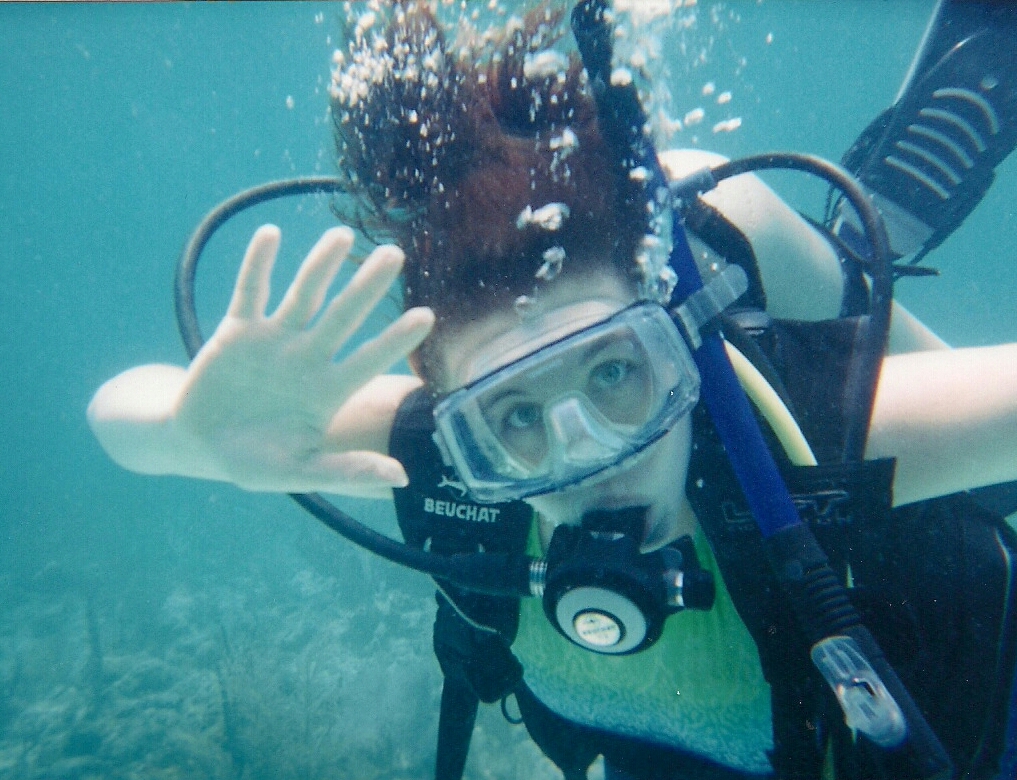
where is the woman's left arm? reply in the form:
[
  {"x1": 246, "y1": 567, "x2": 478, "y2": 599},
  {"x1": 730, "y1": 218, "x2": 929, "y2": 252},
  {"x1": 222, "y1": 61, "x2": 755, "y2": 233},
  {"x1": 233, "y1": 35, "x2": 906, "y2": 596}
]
[
  {"x1": 659, "y1": 148, "x2": 949, "y2": 353},
  {"x1": 867, "y1": 343, "x2": 1017, "y2": 506}
]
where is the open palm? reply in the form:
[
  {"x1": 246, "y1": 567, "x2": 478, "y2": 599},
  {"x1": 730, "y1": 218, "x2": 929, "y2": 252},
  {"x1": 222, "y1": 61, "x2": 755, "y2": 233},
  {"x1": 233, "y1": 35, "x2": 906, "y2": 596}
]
[{"x1": 175, "y1": 225, "x2": 433, "y2": 494}]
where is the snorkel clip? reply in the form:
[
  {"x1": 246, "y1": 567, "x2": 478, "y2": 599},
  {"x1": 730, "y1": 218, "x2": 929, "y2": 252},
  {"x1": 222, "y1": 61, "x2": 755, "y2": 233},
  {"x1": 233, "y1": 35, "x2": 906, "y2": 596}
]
[{"x1": 670, "y1": 264, "x2": 748, "y2": 350}]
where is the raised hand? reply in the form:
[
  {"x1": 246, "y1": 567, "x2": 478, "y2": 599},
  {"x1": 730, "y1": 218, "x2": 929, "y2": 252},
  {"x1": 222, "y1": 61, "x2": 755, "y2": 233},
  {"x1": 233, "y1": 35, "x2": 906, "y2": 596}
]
[{"x1": 89, "y1": 225, "x2": 433, "y2": 497}]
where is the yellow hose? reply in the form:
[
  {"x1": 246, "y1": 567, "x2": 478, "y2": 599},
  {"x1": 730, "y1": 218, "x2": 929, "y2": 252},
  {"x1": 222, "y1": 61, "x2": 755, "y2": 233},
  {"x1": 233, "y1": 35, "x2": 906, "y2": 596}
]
[{"x1": 724, "y1": 341, "x2": 817, "y2": 467}]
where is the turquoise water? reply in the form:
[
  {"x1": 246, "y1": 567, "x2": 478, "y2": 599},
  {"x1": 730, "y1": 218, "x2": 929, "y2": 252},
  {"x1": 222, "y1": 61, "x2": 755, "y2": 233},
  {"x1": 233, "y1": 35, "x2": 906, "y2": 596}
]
[{"x1": 2, "y1": 2, "x2": 1015, "y2": 778}]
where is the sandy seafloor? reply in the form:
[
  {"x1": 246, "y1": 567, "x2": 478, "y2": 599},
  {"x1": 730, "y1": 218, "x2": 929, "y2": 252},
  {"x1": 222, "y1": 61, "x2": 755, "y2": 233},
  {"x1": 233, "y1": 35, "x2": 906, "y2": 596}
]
[{"x1": 2, "y1": 1, "x2": 1016, "y2": 778}]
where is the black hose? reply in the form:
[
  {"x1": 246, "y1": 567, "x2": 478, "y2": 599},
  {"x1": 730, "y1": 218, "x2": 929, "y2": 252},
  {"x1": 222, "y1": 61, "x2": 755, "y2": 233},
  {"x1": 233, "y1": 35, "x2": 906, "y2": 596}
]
[
  {"x1": 174, "y1": 177, "x2": 533, "y2": 598},
  {"x1": 175, "y1": 177, "x2": 348, "y2": 360}
]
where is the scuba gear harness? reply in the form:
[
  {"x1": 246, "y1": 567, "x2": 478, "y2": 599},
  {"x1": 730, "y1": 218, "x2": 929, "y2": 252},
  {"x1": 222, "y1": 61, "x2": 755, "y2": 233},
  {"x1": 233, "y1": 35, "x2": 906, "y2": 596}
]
[{"x1": 172, "y1": 2, "x2": 1017, "y2": 778}]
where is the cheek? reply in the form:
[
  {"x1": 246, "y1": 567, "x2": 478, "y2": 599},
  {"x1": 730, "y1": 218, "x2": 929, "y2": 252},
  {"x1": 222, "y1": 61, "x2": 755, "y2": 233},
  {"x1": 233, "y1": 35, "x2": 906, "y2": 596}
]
[
  {"x1": 644, "y1": 415, "x2": 693, "y2": 484},
  {"x1": 640, "y1": 418, "x2": 696, "y2": 548}
]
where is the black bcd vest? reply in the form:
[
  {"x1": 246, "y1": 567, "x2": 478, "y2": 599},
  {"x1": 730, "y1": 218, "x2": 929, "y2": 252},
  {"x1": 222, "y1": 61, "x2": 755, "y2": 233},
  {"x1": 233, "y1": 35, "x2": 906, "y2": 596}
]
[{"x1": 389, "y1": 315, "x2": 1017, "y2": 780}]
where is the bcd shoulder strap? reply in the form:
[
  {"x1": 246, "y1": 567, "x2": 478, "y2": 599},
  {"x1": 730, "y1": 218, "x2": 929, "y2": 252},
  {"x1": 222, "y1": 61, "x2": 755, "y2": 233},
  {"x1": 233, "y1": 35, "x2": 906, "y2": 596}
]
[{"x1": 389, "y1": 387, "x2": 532, "y2": 780}]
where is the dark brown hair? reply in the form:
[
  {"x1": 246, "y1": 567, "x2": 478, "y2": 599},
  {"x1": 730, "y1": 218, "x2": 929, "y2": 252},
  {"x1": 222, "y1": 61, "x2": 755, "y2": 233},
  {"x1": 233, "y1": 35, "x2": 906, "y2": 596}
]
[{"x1": 331, "y1": 1, "x2": 649, "y2": 383}]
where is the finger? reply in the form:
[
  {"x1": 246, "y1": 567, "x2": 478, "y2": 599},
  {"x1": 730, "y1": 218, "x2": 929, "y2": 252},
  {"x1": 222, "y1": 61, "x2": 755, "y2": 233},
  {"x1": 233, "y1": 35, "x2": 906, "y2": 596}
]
[
  {"x1": 272, "y1": 226, "x2": 355, "y2": 329},
  {"x1": 310, "y1": 451, "x2": 410, "y2": 490},
  {"x1": 233, "y1": 452, "x2": 409, "y2": 495},
  {"x1": 309, "y1": 243, "x2": 405, "y2": 358},
  {"x1": 227, "y1": 225, "x2": 281, "y2": 320},
  {"x1": 326, "y1": 307, "x2": 435, "y2": 397}
]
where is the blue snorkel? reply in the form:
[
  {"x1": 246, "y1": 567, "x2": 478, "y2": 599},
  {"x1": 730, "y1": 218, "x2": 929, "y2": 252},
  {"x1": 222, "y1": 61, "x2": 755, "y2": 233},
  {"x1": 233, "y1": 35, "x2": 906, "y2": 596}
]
[{"x1": 571, "y1": 1, "x2": 951, "y2": 777}]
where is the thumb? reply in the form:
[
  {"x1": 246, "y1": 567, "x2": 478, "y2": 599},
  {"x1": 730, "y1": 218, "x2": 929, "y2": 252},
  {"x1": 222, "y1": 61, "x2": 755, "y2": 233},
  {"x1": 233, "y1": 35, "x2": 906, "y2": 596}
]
[{"x1": 311, "y1": 451, "x2": 410, "y2": 492}]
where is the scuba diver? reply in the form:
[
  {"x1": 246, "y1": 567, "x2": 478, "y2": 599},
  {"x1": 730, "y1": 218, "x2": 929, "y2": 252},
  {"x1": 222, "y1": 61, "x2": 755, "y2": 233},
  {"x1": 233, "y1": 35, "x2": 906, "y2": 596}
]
[{"x1": 88, "y1": 1, "x2": 1017, "y2": 779}]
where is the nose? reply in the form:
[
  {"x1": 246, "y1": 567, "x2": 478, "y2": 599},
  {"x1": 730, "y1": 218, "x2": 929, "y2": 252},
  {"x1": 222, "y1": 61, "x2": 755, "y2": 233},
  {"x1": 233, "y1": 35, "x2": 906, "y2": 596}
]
[{"x1": 546, "y1": 397, "x2": 626, "y2": 465}]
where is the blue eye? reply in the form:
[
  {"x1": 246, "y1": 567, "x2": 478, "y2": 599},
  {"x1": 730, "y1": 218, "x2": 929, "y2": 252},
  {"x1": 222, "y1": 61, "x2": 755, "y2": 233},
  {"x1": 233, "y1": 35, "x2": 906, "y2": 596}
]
[
  {"x1": 590, "y1": 359, "x2": 631, "y2": 389},
  {"x1": 504, "y1": 403, "x2": 542, "y2": 430}
]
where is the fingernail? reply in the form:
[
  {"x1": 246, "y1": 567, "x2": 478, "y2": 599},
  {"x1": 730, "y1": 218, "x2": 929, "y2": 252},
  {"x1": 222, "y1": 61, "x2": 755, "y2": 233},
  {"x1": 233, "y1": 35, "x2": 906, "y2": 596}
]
[{"x1": 371, "y1": 459, "x2": 408, "y2": 487}]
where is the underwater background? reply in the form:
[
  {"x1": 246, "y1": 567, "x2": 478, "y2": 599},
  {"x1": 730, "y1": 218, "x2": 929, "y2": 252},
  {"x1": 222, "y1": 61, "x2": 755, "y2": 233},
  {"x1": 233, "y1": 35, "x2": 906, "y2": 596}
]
[{"x1": 2, "y1": 2, "x2": 1015, "y2": 778}]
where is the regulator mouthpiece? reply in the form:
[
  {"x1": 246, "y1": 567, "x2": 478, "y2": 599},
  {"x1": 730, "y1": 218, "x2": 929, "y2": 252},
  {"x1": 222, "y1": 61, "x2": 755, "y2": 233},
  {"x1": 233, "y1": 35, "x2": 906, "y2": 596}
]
[{"x1": 537, "y1": 508, "x2": 714, "y2": 655}]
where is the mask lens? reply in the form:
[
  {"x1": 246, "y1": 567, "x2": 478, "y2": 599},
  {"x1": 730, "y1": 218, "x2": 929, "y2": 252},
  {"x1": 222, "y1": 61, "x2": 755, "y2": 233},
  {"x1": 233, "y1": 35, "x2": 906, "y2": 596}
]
[
  {"x1": 583, "y1": 332, "x2": 656, "y2": 424},
  {"x1": 488, "y1": 399, "x2": 548, "y2": 469},
  {"x1": 477, "y1": 327, "x2": 656, "y2": 470}
]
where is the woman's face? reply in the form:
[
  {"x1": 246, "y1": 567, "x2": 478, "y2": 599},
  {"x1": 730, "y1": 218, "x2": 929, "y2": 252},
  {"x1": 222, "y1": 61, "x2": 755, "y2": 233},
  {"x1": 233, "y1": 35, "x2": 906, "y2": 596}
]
[{"x1": 436, "y1": 272, "x2": 698, "y2": 551}]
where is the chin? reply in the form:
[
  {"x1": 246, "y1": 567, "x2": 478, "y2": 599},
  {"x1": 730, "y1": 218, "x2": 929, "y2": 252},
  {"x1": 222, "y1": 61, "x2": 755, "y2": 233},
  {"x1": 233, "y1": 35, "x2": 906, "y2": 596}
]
[{"x1": 639, "y1": 500, "x2": 685, "y2": 552}]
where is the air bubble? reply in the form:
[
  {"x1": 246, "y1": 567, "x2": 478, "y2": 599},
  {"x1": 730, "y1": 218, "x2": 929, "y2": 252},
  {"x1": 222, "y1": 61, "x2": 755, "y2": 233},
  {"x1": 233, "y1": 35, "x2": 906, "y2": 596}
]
[
  {"x1": 514, "y1": 295, "x2": 536, "y2": 318},
  {"x1": 684, "y1": 107, "x2": 705, "y2": 126},
  {"x1": 536, "y1": 247, "x2": 566, "y2": 281},
  {"x1": 712, "y1": 117, "x2": 742, "y2": 133}
]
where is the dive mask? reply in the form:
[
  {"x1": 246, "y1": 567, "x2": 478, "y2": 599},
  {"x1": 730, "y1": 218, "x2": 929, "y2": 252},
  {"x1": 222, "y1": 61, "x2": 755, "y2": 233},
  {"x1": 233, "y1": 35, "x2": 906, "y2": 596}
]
[{"x1": 433, "y1": 302, "x2": 701, "y2": 503}]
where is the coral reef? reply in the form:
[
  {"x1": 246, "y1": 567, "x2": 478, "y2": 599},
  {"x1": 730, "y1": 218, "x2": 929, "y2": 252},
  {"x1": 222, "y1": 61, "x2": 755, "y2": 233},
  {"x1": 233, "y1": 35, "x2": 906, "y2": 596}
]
[{"x1": 0, "y1": 557, "x2": 556, "y2": 779}]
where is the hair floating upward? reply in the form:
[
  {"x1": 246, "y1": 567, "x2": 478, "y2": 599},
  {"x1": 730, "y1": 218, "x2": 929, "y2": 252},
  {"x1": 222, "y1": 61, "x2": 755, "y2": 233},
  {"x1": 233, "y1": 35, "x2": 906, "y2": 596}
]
[{"x1": 329, "y1": 1, "x2": 652, "y2": 383}]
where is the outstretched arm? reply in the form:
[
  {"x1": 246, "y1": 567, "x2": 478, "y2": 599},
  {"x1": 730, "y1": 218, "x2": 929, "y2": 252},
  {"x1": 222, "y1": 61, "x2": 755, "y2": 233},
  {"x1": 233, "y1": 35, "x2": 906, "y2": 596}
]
[
  {"x1": 868, "y1": 343, "x2": 1017, "y2": 507},
  {"x1": 659, "y1": 148, "x2": 949, "y2": 353},
  {"x1": 88, "y1": 225, "x2": 434, "y2": 498}
]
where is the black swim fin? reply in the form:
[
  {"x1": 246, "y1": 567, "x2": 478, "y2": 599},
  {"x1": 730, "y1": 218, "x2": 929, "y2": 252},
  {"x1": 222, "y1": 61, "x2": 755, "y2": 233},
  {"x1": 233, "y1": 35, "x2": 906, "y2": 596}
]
[{"x1": 834, "y1": 0, "x2": 1017, "y2": 264}]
